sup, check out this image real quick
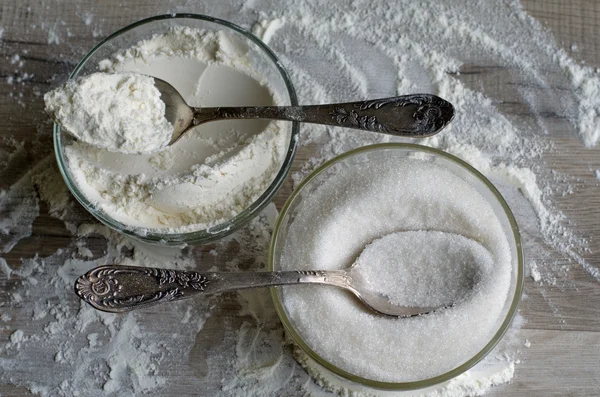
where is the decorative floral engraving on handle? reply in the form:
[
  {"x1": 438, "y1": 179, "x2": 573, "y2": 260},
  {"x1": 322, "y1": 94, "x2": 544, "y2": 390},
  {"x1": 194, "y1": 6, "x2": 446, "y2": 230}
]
[
  {"x1": 144, "y1": 267, "x2": 210, "y2": 290},
  {"x1": 330, "y1": 94, "x2": 452, "y2": 135},
  {"x1": 330, "y1": 107, "x2": 380, "y2": 131},
  {"x1": 75, "y1": 266, "x2": 210, "y2": 313}
]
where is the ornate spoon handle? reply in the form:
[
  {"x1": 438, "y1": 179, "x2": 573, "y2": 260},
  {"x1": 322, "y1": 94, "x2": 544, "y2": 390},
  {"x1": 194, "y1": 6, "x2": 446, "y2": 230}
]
[
  {"x1": 193, "y1": 94, "x2": 454, "y2": 137},
  {"x1": 75, "y1": 265, "x2": 349, "y2": 313}
]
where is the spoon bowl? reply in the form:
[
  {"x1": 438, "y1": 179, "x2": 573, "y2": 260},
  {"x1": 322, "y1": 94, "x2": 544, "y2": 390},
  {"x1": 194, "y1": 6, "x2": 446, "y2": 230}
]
[{"x1": 153, "y1": 78, "x2": 194, "y2": 145}]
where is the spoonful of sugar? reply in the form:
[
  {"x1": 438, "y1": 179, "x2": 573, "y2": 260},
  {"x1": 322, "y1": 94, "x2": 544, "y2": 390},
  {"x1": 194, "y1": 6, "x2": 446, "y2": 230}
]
[
  {"x1": 353, "y1": 230, "x2": 494, "y2": 308},
  {"x1": 74, "y1": 231, "x2": 490, "y2": 316},
  {"x1": 45, "y1": 72, "x2": 455, "y2": 154}
]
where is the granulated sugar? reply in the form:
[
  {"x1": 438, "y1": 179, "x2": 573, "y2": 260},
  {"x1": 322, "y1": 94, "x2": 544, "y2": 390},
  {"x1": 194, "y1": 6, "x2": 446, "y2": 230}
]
[
  {"x1": 280, "y1": 152, "x2": 514, "y2": 382},
  {"x1": 356, "y1": 231, "x2": 495, "y2": 307}
]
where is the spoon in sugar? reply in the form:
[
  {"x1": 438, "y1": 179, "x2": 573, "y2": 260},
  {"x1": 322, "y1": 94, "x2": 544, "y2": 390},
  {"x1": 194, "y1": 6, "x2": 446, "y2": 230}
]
[
  {"x1": 154, "y1": 78, "x2": 455, "y2": 147},
  {"x1": 74, "y1": 262, "x2": 441, "y2": 316},
  {"x1": 75, "y1": 230, "x2": 487, "y2": 316},
  {"x1": 75, "y1": 230, "x2": 482, "y2": 317}
]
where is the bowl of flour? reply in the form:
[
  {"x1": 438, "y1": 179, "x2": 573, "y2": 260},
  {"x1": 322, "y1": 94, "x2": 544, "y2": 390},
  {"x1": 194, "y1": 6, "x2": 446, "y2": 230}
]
[
  {"x1": 53, "y1": 14, "x2": 299, "y2": 245},
  {"x1": 269, "y1": 144, "x2": 523, "y2": 389}
]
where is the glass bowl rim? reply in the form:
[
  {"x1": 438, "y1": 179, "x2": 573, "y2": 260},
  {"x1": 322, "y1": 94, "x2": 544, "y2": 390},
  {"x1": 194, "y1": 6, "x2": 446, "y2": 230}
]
[
  {"x1": 53, "y1": 13, "x2": 300, "y2": 245},
  {"x1": 268, "y1": 142, "x2": 524, "y2": 390}
]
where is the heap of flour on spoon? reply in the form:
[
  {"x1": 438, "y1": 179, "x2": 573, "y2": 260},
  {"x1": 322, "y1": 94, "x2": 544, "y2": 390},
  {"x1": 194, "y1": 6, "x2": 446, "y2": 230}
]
[
  {"x1": 44, "y1": 27, "x2": 289, "y2": 234},
  {"x1": 45, "y1": 72, "x2": 173, "y2": 154}
]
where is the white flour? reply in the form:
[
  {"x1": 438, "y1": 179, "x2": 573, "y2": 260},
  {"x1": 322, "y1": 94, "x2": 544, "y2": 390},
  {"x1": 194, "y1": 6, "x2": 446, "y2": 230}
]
[
  {"x1": 0, "y1": 0, "x2": 599, "y2": 396},
  {"x1": 63, "y1": 27, "x2": 289, "y2": 233},
  {"x1": 45, "y1": 72, "x2": 173, "y2": 154}
]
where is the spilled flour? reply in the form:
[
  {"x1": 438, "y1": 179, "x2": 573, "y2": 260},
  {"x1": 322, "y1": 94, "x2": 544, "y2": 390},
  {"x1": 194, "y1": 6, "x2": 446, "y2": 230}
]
[{"x1": 1, "y1": 0, "x2": 599, "y2": 396}]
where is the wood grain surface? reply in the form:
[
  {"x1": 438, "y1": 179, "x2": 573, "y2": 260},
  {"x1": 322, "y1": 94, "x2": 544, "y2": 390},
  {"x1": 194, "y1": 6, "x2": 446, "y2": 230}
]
[{"x1": 0, "y1": 1, "x2": 599, "y2": 396}]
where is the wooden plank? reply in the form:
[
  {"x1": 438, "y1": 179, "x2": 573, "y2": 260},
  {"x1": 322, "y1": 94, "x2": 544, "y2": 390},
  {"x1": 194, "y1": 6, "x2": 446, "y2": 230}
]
[{"x1": 488, "y1": 329, "x2": 600, "y2": 396}]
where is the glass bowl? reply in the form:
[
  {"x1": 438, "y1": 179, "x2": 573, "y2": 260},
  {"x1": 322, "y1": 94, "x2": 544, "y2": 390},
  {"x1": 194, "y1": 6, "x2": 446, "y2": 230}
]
[
  {"x1": 53, "y1": 14, "x2": 299, "y2": 245},
  {"x1": 269, "y1": 143, "x2": 523, "y2": 390}
]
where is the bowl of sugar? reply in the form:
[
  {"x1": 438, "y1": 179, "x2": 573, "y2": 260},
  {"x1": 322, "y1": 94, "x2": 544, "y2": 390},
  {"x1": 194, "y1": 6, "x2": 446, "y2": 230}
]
[
  {"x1": 53, "y1": 14, "x2": 299, "y2": 245},
  {"x1": 269, "y1": 143, "x2": 523, "y2": 390}
]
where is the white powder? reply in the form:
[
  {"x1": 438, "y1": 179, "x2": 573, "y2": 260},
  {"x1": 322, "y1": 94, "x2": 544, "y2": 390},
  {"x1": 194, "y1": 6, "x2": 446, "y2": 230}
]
[
  {"x1": 280, "y1": 152, "x2": 514, "y2": 382},
  {"x1": 0, "y1": 256, "x2": 11, "y2": 277},
  {"x1": 530, "y1": 261, "x2": 542, "y2": 282},
  {"x1": 0, "y1": 185, "x2": 208, "y2": 395},
  {"x1": 82, "y1": 12, "x2": 94, "y2": 26},
  {"x1": 62, "y1": 27, "x2": 289, "y2": 233},
  {"x1": 252, "y1": 17, "x2": 286, "y2": 45},
  {"x1": 355, "y1": 231, "x2": 495, "y2": 308},
  {"x1": 75, "y1": 240, "x2": 93, "y2": 258},
  {"x1": 44, "y1": 21, "x2": 62, "y2": 45},
  {"x1": 555, "y1": 50, "x2": 600, "y2": 147},
  {"x1": 9, "y1": 329, "x2": 26, "y2": 347},
  {"x1": 44, "y1": 72, "x2": 173, "y2": 154}
]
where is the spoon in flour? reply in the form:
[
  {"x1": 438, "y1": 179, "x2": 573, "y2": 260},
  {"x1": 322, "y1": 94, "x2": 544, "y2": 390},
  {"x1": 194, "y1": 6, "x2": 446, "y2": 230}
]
[
  {"x1": 74, "y1": 231, "x2": 486, "y2": 316},
  {"x1": 45, "y1": 72, "x2": 454, "y2": 154},
  {"x1": 155, "y1": 78, "x2": 455, "y2": 148}
]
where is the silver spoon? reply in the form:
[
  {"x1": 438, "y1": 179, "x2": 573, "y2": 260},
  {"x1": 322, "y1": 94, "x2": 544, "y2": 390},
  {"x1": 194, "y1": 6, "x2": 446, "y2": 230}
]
[
  {"x1": 75, "y1": 262, "x2": 442, "y2": 317},
  {"x1": 154, "y1": 78, "x2": 455, "y2": 147}
]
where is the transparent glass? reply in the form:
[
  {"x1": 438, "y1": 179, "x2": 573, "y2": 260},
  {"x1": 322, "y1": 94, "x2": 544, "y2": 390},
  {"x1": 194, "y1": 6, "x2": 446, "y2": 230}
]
[
  {"x1": 53, "y1": 14, "x2": 299, "y2": 245},
  {"x1": 269, "y1": 143, "x2": 524, "y2": 390}
]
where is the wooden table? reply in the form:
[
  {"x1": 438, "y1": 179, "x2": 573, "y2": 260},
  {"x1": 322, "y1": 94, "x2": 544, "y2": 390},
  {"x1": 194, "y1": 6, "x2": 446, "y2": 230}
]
[{"x1": 0, "y1": 1, "x2": 599, "y2": 396}]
